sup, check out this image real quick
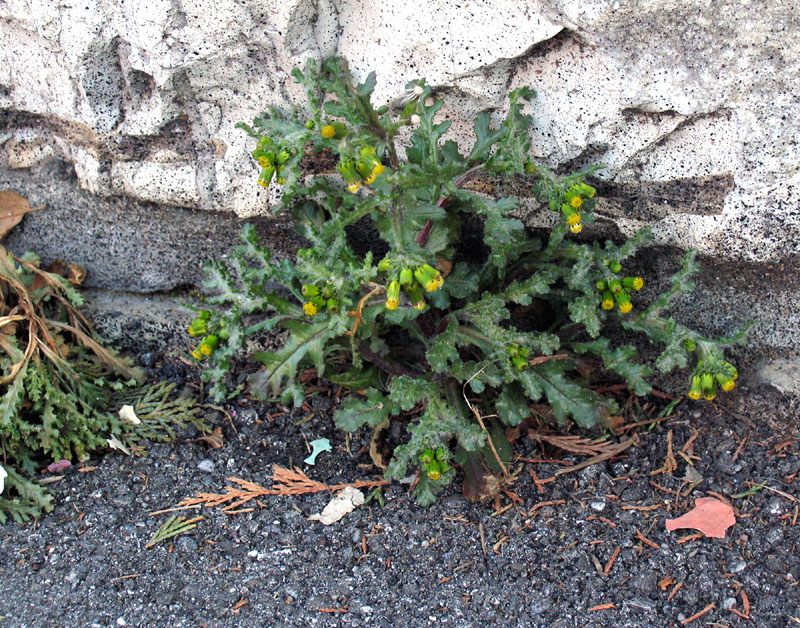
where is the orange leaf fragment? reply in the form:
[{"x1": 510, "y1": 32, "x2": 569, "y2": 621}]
[
  {"x1": 588, "y1": 602, "x2": 617, "y2": 611},
  {"x1": 658, "y1": 575, "x2": 676, "y2": 591},
  {"x1": 665, "y1": 496, "x2": 736, "y2": 539}
]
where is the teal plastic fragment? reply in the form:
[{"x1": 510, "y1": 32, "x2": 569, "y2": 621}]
[{"x1": 304, "y1": 438, "x2": 332, "y2": 465}]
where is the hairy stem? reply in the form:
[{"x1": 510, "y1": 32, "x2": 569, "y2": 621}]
[
  {"x1": 357, "y1": 341, "x2": 421, "y2": 377},
  {"x1": 416, "y1": 166, "x2": 484, "y2": 248}
]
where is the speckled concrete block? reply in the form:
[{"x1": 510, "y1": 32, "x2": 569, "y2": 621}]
[{"x1": 1, "y1": 0, "x2": 799, "y2": 393}]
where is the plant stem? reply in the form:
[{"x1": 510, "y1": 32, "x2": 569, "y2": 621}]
[
  {"x1": 357, "y1": 341, "x2": 421, "y2": 377},
  {"x1": 416, "y1": 165, "x2": 484, "y2": 248}
]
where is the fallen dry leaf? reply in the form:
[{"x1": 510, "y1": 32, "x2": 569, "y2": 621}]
[
  {"x1": 0, "y1": 190, "x2": 42, "y2": 240},
  {"x1": 68, "y1": 262, "x2": 87, "y2": 285},
  {"x1": 369, "y1": 417, "x2": 391, "y2": 470},
  {"x1": 665, "y1": 496, "x2": 736, "y2": 539},
  {"x1": 119, "y1": 404, "x2": 141, "y2": 425},
  {"x1": 308, "y1": 486, "x2": 364, "y2": 525},
  {"x1": 44, "y1": 259, "x2": 87, "y2": 286},
  {"x1": 658, "y1": 574, "x2": 676, "y2": 591},
  {"x1": 191, "y1": 426, "x2": 224, "y2": 449},
  {"x1": 106, "y1": 435, "x2": 132, "y2": 456}
]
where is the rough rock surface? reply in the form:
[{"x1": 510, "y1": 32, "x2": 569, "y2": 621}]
[
  {"x1": 1, "y1": 0, "x2": 797, "y2": 260},
  {"x1": 1, "y1": 0, "x2": 799, "y2": 389}
]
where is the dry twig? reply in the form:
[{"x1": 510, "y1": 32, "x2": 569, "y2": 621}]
[
  {"x1": 553, "y1": 439, "x2": 636, "y2": 477},
  {"x1": 175, "y1": 465, "x2": 390, "y2": 512},
  {"x1": 650, "y1": 429, "x2": 678, "y2": 476}
]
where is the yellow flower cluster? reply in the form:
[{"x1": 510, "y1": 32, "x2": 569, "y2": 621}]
[
  {"x1": 251, "y1": 136, "x2": 292, "y2": 187},
  {"x1": 596, "y1": 275, "x2": 643, "y2": 314},
  {"x1": 337, "y1": 145, "x2": 386, "y2": 194},
  {"x1": 187, "y1": 310, "x2": 227, "y2": 360},
  {"x1": 301, "y1": 284, "x2": 340, "y2": 317},
  {"x1": 378, "y1": 262, "x2": 444, "y2": 311},
  {"x1": 688, "y1": 359, "x2": 737, "y2": 401},
  {"x1": 550, "y1": 183, "x2": 596, "y2": 234},
  {"x1": 419, "y1": 447, "x2": 450, "y2": 481}
]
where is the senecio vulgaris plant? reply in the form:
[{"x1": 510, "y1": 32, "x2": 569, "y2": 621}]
[{"x1": 191, "y1": 58, "x2": 746, "y2": 504}]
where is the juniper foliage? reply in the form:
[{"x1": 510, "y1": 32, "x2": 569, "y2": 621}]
[{"x1": 0, "y1": 249, "x2": 208, "y2": 522}]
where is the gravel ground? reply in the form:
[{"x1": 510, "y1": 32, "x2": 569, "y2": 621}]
[{"x1": 1, "y1": 356, "x2": 799, "y2": 628}]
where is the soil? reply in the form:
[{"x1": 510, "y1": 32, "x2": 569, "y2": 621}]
[{"x1": 1, "y1": 352, "x2": 799, "y2": 628}]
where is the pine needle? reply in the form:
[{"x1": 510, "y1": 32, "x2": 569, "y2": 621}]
[
  {"x1": 528, "y1": 432, "x2": 622, "y2": 456},
  {"x1": 145, "y1": 515, "x2": 203, "y2": 548},
  {"x1": 175, "y1": 465, "x2": 391, "y2": 513}
]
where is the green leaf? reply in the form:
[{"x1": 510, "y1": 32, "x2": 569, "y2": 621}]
[
  {"x1": 334, "y1": 388, "x2": 399, "y2": 432},
  {"x1": 411, "y1": 474, "x2": 437, "y2": 506},
  {"x1": 443, "y1": 263, "x2": 480, "y2": 299},
  {"x1": 568, "y1": 294, "x2": 602, "y2": 338},
  {"x1": 0, "y1": 466, "x2": 54, "y2": 524},
  {"x1": 479, "y1": 419, "x2": 512, "y2": 474},
  {"x1": 325, "y1": 365, "x2": 382, "y2": 390},
  {"x1": 0, "y1": 362, "x2": 28, "y2": 429},
  {"x1": 468, "y1": 111, "x2": 505, "y2": 163},
  {"x1": 520, "y1": 361, "x2": 609, "y2": 428},
  {"x1": 249, "y1": 320, "x2": 332, "y2": 403},
  {"x1": 388, "y1": 375, "x2": 440, "y2": 411},
  {"x1": 426, "y1": 319, "x2": 461, "y2": 372},
  {"x1": 495, "y1": 384, "x2": 530, "y2": 426},
  {"x1": 571, "y1": 338, "x2": 653, "y2": 395},
  {"x1": 404, "y1": 204, "x2": 447, "y2": 222},
  {"x1": 440, "y1": 140, "x2": 465, "y2": 166},
  {"x1": 323, "y1": 100, "x2": 350, "y2": 118},
  {"x1": 356, "y1": 71, "x2": 377, "y2": 98}
]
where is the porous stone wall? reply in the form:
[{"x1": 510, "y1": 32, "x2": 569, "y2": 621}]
[{"x1": 1, "y1": 0, "x2": 798, "y2": 392}]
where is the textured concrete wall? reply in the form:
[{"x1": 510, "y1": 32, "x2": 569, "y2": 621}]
[
  {"x1": 1, "y1": 0, "x2": 799, "y2": 392},
  {"x1": 2, "y1": 0, "x2": 798, "y2": 259}
]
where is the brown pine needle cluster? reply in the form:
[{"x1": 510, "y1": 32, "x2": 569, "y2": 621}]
[
  {"x1": 175, "y1": 465, "x2": 390, "y2": 513},
  {"x1": 528, "y1": 432, "x2": 623, "y2": 456}
]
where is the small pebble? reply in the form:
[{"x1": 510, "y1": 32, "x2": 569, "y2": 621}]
[
  {"x1": 176, "y1": 536, "x2": 198, "y2": 552},
  {"x1": 197, "y1": 459, "x2": 215, "y2": 473},
  {"x1": 238, "y1": 408, "x2": 258, "y2": 424},
  {"x1": 767, "y1": 497, "x2": 784, "y2": 515},
  {"x1": 590, "y1": 499, "x2": 607, "y2": 512},
  {"x1": 765, "y1": 527, "x2": 784, "y2": 546},
  {"x1": 730, "y1": 560, "x2": 747, "y2": 573},
  {"x1": 722, "y1": 597, "x2": 737, "y2": 610}
]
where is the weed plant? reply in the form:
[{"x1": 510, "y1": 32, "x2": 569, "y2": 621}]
[{"x1": 192, "y1": 59, "x2": 745, "y2": 503}]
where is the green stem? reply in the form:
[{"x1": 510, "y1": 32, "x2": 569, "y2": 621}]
[
  {"x1": 455, "y1": 325, "x2": 494, "y2": 353},
  {"x1": 416, "y1": 165, "x2": 485, "y2": 247}
]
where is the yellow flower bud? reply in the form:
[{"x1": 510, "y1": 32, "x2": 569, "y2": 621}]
[
  {"x1": 415, "y1": 264, "x2": 443, "y2": 293},
  {"x1": 688, "y1": 374, "x2": 702, "y2": 400},
  {"x1": 385, "y1": 281, "x2": 401, "y2": 310}
]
